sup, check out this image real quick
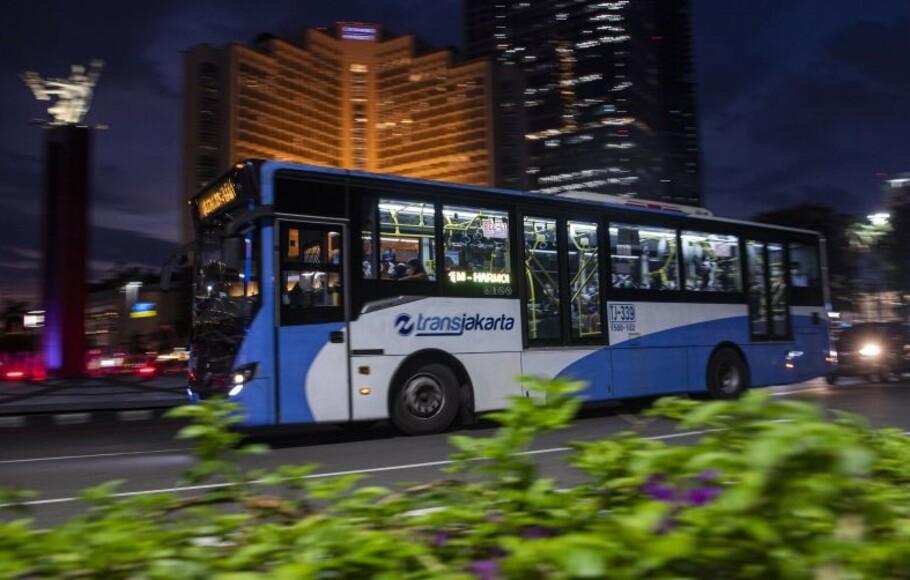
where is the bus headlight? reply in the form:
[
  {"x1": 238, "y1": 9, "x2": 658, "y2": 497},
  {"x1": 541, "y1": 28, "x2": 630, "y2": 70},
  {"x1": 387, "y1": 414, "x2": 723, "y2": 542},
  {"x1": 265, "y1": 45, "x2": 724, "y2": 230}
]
[
  {"x1": 229, "y1": 362, "x2": 259, "y2": 396},
  {"x1": 859, "y1": 343, "x2": 882, "y2": 358}
]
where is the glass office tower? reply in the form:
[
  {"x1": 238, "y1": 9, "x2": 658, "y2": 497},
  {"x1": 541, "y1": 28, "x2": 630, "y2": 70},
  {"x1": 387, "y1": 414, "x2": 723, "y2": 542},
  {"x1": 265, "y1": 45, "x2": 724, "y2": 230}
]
[{"x1": 465, "y1": 0, "x2": 701, "y2": 205}]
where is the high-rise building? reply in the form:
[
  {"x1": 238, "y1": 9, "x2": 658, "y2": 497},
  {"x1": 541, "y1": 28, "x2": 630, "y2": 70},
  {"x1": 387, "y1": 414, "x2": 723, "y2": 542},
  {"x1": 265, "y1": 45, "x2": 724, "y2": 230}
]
[
  {"x1": 885, "y1": 174, "x2": 910, "y2": 208},
  {"x1": 182, "y1": 22, "x2": 495, "y2": 240},
  {"x1": 464, "y1": 0, "x2": 701, "y2": 205}
]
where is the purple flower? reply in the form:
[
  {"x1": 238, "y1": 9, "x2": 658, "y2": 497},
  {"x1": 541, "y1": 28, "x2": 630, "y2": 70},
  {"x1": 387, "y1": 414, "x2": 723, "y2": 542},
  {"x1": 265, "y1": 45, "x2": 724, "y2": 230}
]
[
  {"x1": 432, "y1": 531, "x2": 450, "y2": 546},
  {"x1": 470, "y1": 559, "x2": 500, "y2": 580},
  {"x1": 687, "y1": 486, "x2": 722, "y2": 506},
  {"x1": 655, "y1": 516, "x2": 677, "y2": 535},
  {"x1": 521, "y1": 525, "x2": 558, "y2": 539},
  {"x1": 643, "y1": 475, "x2": 676, "y2": 502},
  {"x1": 696, "y1": 469, "x2": 720, "y2": 482}
]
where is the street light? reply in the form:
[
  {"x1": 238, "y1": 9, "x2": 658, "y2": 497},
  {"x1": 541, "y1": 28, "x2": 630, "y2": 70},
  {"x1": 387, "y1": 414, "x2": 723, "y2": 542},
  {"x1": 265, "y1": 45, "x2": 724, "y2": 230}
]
[{"x1": 868, "y1": 212, "x2": 890, "y2": 226}]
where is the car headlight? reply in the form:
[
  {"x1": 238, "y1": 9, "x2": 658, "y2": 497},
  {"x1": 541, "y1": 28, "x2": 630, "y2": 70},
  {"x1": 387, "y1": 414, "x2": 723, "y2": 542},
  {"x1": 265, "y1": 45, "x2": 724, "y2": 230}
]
[
  {"x1": 228, "y1": 362, "x2": 259, "y2": 396},
  {"x1": 859, "y1": 343, "x2": 882, "y2": 358}
]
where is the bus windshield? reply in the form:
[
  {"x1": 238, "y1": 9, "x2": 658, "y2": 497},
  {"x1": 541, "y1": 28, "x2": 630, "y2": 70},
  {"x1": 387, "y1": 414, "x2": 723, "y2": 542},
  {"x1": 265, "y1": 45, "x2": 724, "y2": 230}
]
[{"x1": 191, "y1": 227, "x2": 260, "y2": 389}]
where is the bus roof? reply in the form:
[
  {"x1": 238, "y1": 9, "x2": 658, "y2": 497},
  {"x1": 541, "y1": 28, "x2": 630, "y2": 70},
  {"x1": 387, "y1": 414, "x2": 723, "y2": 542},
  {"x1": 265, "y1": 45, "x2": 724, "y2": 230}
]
[{"x1": 244, "y1": 159, "x2": 824, "y2": 239}]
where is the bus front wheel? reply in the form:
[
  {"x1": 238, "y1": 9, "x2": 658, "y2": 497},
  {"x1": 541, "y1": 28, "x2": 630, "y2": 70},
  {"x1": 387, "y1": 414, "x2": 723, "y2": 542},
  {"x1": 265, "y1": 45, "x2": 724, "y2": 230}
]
[
  {"x1": 392, "y1": 363, "x2": 459, "y2": 435},
  {"x1": 706, "y1": 348, "x2": 748, "y2": 399}
]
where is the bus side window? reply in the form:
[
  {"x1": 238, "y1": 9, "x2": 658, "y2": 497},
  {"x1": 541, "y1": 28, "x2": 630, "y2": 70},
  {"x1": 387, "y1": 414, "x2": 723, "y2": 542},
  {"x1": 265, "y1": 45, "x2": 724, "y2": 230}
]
[
  {"x1": 280, "y1": 224, "x2": 343, "y2": 324},
  {"x1": 524, "y1": 216, "x2": 560, "y2": 341},
  {"x1": 444, "y1": 205, "x2": 513, "y2": 295},
  {"x1": 568, "y1": 220, "x2": 601, "y2": 339},
  {"x1": 610, "y1": 224, "x2": 677, "y2": 290},
  {"x1": 377, "y1": 198, "x2": 436, "y2": 284},
  {"x1": 681, "y1": 231, "x2": 741, "y2": 292},
  {"x1": 788, "y1": 242, "x2": 819, "y2": 289}
]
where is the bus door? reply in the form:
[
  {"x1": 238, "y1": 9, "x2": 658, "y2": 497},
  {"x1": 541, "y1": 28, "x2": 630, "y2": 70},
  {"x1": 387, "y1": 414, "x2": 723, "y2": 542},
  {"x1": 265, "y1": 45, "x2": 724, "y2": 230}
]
[{"x1": 276, "y1": 220, "x2": 351, "y2": 424}]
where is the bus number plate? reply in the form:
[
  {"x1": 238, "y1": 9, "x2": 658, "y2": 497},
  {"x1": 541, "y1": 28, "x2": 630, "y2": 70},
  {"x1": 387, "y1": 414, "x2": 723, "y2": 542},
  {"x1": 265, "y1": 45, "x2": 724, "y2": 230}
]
[{"x1": 608, "y1": 303, "x2": 636, "y2": 332}]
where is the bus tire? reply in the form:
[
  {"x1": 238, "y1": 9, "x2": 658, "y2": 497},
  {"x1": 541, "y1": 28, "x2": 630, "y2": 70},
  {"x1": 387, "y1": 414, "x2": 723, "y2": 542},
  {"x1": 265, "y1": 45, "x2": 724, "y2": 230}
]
[
  {"x1": 392, "y1": 363, "x2": 460, "y2": 435},
  {"x1": 706, "y1": 347, "x2": 748, "y2": 399}
]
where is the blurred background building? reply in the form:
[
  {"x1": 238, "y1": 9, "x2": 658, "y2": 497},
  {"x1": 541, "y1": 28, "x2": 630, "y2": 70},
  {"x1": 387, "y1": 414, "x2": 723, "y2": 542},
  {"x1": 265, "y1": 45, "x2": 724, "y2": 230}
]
[
  {"x1": 182, "y1": 22, "x2": 496, "y2": 241},
  {"x1": 463, "y1": 0, "x2": 701, "y2": 204},
  {"x1": 885, "y1": 173, "x2": 910, "y2": 208}
]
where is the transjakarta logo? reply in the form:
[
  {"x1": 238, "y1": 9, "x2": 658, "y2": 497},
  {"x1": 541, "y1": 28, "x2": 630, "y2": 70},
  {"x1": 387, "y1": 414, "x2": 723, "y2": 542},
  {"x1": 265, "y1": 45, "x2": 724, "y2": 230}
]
[{"x1": 395, "y1": 312, "x2": 515, "y2": 337}]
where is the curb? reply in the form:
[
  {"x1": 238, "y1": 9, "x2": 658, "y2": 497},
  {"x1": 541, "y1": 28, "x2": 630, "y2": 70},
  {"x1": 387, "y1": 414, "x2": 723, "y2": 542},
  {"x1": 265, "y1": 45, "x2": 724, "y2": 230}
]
[{"x1": 0, "y1": 407, "x2": 179, "y2": 428}]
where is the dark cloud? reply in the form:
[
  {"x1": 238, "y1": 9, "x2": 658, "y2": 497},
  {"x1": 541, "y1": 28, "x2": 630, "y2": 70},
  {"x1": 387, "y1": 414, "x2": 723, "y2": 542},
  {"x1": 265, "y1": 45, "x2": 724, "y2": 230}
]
[
  {"x1": 91, "y1": 224, "x2": 178, "y2": 267},
  {"x1": 820, "y1": 17, "x2": 910, "y2": 90},
  {"x1": 697, "y1": 3, "x2": 910, "y2": 220},
  {"x1": 0, "y1": 149, "x2": 42, "y2": 203},
  {"x1": 692, "y1": 0, "x2": 794, "y2": 114}
]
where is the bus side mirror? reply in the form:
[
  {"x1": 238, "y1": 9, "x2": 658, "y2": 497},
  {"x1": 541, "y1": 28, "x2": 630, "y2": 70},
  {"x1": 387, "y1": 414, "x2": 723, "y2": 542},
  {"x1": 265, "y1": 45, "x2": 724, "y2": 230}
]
[{"x1": 160, "y1": 241, "x2": 194, "y2": 292}]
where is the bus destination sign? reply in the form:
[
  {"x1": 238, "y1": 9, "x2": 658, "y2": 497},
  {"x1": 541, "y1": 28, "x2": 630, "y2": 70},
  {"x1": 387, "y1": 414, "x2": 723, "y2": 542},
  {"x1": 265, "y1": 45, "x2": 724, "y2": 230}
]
[{"x1": 197, "y1": 179, "x2": 238, "y2": 220}]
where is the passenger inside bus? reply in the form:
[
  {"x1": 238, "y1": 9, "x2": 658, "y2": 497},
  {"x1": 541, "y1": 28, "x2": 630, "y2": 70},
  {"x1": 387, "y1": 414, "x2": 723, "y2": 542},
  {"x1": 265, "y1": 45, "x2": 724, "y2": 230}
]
[{"x1": 398, "y1": 259, "x2": 429, "y2": 282}]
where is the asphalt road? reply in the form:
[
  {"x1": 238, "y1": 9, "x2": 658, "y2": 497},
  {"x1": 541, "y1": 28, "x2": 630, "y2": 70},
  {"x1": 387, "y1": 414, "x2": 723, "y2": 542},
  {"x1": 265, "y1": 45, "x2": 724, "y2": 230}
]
[{"x1": 2, "y1": 377, "x2": 907, "y2": 527}]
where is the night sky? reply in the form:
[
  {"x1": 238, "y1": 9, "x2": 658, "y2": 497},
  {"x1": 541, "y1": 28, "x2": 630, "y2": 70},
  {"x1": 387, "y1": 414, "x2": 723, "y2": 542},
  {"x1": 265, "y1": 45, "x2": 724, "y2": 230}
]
[{"x1": 1, "y1": 0, "x2": 907, "y2": 303}]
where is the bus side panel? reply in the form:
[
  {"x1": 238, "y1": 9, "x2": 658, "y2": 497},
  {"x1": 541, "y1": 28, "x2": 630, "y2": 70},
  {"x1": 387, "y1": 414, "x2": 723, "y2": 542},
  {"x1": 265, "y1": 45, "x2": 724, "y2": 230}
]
[
  {"x1": 739, "y1": 343, "x2": 797, "y2": 387},
  {"x1": 738, "y1": 309, "x2": 831, "y2": 388},
  {"x1": 460, "y1": 352, "x2": 523, "y2": 411},
  {"x1": 685, "y1": 346, "x2": 715, "y2": 394},
  {"x1": 607, "y1": 302, "x2": 747, "y2": 397},
  {"x1": 278, "y1": 322, "x2": 348, "y2": 424},
  {"x1": 611, "y1": 347, "x2": 690, "y2": 398},
  {"x1": 348, "y1": 352, "x2": 522, "y2": 420},
  {"x1": 790, "y1": 306, "x2": 833, "y2": 380},
  {"x1": 521, "y1": 349, "x2": 611, "y2": 401},
  {"x1": 350, "y1": 298, "x2": 523, "y2": 355},
  {"x1": 350, "y1": 355, "x2": 404, "y2": 421},
  {"x1": 231, "y1": 307, "x2": 278, "y2": 426}
]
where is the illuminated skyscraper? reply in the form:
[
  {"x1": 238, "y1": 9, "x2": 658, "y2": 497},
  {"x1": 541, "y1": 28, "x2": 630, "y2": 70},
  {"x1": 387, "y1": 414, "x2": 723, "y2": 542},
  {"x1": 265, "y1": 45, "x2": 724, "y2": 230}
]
[
  {"x1": 182, "y1": 23, "x2": 494, "y2": 240},
  {"x1": 464, "y1": 0, "x2": 701, "y2": 205}
]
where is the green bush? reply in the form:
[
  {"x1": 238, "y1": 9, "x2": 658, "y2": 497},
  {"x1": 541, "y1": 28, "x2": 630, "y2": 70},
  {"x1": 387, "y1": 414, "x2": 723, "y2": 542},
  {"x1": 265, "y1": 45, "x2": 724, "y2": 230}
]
[{"x1": 3, "y1": 377, "x2": 910, "y2": 578}]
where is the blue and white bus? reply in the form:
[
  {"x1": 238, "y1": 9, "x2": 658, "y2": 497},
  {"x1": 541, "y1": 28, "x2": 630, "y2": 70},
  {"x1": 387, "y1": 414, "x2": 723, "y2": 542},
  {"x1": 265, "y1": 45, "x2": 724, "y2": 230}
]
[{"x1": 176, "y1": 160, "x2": 833, "y2": 435}]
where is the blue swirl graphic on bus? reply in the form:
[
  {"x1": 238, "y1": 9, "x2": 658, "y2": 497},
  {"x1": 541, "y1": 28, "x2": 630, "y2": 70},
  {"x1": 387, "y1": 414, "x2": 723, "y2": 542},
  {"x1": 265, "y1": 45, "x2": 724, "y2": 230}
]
[
  {"x1": 395, "y1": 314, "x2": 415, "y2": 336},
  {"x1": 394, "y1": 312, "x2": 515, "y2": 337}
]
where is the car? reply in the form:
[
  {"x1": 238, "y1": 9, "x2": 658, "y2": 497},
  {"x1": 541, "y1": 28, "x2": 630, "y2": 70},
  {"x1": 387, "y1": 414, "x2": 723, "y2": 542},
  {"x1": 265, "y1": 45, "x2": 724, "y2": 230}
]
[{"x1": 828, "y1": 321, "x2": 910, "y2": 383}]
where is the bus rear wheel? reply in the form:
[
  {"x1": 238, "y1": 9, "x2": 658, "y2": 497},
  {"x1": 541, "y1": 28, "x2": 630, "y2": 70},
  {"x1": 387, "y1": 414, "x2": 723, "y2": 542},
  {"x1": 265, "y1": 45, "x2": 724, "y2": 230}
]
[
  {"x1": 392, "y1": 363, "x2": 459, "y2": 435},
  {"x1": 706, "y1": 348, "x2": 748, "y2": 399}
]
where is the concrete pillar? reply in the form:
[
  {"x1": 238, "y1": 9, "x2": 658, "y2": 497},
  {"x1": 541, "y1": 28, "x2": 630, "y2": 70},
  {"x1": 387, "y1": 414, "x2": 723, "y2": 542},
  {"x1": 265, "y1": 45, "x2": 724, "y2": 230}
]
[{"x1": 42, "y1": 125, "x2": 90, "y2": 378}]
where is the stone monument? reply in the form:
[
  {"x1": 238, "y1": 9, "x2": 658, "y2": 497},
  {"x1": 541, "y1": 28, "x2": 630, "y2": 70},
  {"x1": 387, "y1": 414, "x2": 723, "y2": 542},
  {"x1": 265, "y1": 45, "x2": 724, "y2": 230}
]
[{"x1": 22, "y1": 60, "x2": 104, "y2": 377}]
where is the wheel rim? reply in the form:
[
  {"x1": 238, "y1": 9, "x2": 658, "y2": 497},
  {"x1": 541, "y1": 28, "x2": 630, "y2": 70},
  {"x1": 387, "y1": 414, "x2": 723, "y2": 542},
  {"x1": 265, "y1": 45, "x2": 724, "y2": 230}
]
[
  {"x1": 717, "y1": 362, "x2": 740, "y2": 394},
  {"x1": 402, "y1": 374, "x2": 445, "y2": 418}
]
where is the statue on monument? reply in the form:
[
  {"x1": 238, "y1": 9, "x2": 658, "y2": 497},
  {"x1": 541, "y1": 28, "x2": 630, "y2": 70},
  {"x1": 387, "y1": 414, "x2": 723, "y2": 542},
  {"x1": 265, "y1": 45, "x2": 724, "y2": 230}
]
[{"x1": 21, "y1": 60, "x2": 104, "y2": 125}]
